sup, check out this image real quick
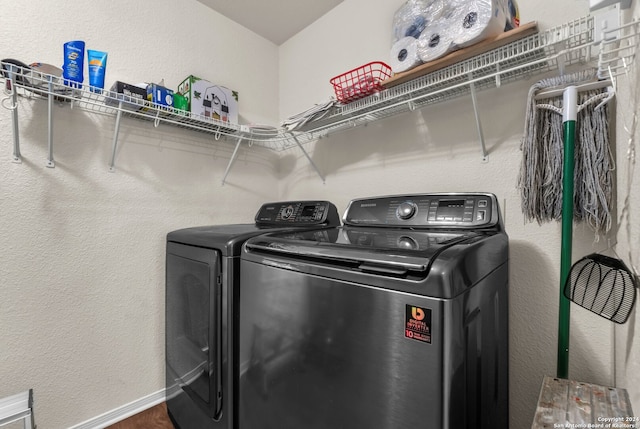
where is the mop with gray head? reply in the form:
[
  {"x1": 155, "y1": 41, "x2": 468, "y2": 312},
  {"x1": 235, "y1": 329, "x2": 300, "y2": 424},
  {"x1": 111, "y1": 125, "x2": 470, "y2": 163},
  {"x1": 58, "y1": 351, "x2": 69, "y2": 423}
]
[{"x1": 518, "y1": 68, "x2": 614, "y2": 235}]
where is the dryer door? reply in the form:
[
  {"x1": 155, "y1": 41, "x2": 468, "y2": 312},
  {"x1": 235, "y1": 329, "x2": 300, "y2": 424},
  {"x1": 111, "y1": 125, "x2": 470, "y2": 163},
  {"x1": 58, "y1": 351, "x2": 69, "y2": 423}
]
[{"x1": 166, "y1": 242, "x2": 223, "y2": 420}]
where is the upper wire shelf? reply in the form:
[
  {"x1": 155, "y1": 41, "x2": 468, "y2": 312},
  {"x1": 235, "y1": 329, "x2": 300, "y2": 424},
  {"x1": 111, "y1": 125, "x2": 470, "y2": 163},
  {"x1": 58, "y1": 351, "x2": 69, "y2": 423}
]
[{"x1": 298, "y1": 15, "x2": 638, "y2": 141}]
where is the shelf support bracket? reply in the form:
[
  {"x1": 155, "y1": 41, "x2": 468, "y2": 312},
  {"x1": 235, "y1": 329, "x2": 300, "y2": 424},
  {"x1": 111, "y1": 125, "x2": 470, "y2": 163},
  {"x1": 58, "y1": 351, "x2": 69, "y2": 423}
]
[
  {"x1": 109, "y1": 101, "x2": 123, "y2": 172},
  {"x1": 289, "y1": 133, "x2": 326, "y2": 183},
  {"x1": 468, "y1": 73, "x2": 489, "y2": 162},
  {"x1": 221, "y1": 136, "x2": 243, "y2": 185},
  {"x1": 2, "y1": 67, "x2": 22, "y2": 163},
  {"x1": 46, "y1": 76, "x2": 55, "y2": 168}
]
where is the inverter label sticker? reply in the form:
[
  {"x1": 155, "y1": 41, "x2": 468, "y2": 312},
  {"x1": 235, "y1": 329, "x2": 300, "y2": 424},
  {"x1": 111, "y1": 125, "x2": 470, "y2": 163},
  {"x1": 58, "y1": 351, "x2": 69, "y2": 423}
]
[{"x1": 405, "y1": 305, "x2": 431, "y2": 344}]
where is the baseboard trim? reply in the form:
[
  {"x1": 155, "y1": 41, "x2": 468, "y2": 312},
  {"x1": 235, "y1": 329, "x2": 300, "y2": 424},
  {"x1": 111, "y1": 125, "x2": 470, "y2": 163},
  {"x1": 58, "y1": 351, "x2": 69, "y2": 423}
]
[{"x1": 69, "y1": 389, "x2": 166, "y2": 429}]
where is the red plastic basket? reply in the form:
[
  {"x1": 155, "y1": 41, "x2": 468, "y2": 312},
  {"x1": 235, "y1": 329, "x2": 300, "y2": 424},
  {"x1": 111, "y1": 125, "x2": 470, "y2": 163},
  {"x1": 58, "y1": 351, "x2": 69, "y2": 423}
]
[{"x1": 330, "y1": 61, "x2": 392, "y2": 104}]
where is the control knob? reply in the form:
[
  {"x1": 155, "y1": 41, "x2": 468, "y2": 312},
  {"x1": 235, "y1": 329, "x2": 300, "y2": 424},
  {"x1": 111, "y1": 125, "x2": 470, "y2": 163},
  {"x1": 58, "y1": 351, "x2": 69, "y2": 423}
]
[
  {"x1": 281, "y1": 205, "x2": 295, "y2": 220},
  {"x1": 396, "y1": 202, "x2": 417, "y2": 220}
]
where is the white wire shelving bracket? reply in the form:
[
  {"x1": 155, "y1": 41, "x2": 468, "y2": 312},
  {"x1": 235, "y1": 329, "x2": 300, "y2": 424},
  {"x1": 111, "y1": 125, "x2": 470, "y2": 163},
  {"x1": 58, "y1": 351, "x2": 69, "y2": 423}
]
[
  {"x1": 1, "y1": 13, "x2": 638, "y2": 178},
  {"x1": 221, "y1": 135, "x2": 243, "y2": 185}
]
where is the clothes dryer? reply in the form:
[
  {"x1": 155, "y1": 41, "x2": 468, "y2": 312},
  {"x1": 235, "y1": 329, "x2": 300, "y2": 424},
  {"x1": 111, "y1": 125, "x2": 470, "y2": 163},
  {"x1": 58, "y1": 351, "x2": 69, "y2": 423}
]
[{"x1": 165, "y1": 201, "x2": 340, "y2": 429}]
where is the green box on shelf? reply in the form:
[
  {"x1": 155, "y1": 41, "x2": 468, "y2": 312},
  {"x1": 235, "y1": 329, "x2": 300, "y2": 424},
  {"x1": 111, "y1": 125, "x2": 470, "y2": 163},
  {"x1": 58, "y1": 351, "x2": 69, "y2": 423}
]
[
  {"x1": 173, "y1": 93, "x2": 188, "y2": 112},
  {"x1": 177, "y1": 75, "x2": 238, "y2": 124}
]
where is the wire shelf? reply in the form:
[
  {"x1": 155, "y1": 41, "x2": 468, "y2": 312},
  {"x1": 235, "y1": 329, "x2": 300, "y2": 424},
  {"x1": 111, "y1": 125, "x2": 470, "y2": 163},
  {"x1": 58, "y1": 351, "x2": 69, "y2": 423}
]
[
  {"x1": 0, "y1": 71, "x2": 283, "y2": 146},
  {"x1": 305, "y1": 16, "x2": 592, "y2": 132},
  {"x1": 297, "y1": 14, "x2": 639, "y2": 148},
  {"x1": 1, "y1": 14, "x2": 638, "y2": 161}
]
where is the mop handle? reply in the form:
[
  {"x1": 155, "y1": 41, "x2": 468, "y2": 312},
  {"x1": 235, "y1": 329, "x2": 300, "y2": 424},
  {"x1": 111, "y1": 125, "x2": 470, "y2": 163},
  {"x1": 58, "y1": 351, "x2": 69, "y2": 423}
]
[{"x1": 557, "y1": 85, "x2": 577, "y2": 379}]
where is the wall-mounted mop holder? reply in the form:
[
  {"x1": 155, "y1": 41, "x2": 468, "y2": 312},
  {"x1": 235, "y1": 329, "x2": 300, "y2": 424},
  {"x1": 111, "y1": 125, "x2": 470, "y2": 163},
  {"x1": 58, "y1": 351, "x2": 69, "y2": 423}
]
[
  {"x1": 524, "y1": 0, "x2": 639, "y2": 378},
  {"x1": 530, "y1": 77, "x2": 620, "y2": 379}
]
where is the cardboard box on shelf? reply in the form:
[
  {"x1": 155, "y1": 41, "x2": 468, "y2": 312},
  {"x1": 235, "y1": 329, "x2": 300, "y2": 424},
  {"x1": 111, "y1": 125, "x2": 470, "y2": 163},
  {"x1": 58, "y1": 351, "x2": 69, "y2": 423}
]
[
  {"x1": 173, "y1": 93, "x2": 188, "y2": 112},
  {"x1": 147, "y1": 83, "x2": 174, "y2": 108},
  {"x1": 177, "y1": 75, "x2": 238, "y2": 124},
  {"x1": 105, "y1": 81, "x2": 147, "y2": 111}
]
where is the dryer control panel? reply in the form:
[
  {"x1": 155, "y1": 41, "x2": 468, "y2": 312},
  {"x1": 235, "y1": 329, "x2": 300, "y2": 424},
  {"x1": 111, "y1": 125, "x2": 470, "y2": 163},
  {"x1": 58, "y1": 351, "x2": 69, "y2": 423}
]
[
  {"x1": 343, "y1": 193, "x2": 501, "y2": 229},
  {"x1": 255, "y1": 201, "x2": 340, "y2": 227}
]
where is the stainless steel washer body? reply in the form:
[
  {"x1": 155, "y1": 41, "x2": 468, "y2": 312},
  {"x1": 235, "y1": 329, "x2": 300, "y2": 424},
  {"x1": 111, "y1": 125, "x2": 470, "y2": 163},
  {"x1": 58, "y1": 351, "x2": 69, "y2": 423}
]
[{"x1": 238, "y1": 193, "x2": 509, "y2": 429}]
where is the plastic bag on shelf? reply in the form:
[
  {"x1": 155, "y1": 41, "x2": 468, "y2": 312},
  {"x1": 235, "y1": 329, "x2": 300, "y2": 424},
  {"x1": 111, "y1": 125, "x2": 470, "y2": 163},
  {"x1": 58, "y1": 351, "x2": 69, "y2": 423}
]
[
  {"x1": 390, "y1": 0, "x2": 519, "y2": 74},
  {"x1": 391, "y1": 0, "x2": 446, "y2": 44}
]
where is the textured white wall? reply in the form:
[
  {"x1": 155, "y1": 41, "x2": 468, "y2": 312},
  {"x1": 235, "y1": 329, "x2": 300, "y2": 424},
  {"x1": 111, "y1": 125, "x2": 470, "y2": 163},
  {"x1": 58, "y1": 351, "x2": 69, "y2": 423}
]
[
  {"x1": 0, "y1": 0, "x2": 280, "y2": 428},
  {"x1": 615, "y1": 0, "x2": 640, "y2": 415},
  {"x1": 279, "y1": 0, "x2": 640, "y2": 428}
]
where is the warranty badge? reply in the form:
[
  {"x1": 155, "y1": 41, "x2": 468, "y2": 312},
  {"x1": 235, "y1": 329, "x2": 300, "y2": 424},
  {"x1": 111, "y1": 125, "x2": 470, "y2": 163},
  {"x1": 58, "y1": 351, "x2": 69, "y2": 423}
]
[{"x1": 405, "y1": 304, "x2": 432, "y2": 344}]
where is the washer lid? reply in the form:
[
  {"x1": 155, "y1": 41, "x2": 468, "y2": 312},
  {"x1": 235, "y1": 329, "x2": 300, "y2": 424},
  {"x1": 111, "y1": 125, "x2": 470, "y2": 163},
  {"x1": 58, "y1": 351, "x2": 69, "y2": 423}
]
[
  {"x1": 243, "y1": 225, "x2": 507, "y2": 298},
  {"x1": 244, "y1": 226, "x2": 482, "y2": 273}
]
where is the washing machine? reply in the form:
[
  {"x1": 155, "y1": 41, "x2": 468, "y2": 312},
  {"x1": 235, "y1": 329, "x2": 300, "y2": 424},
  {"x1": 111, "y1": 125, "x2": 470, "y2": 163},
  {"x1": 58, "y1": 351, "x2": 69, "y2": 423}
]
[
  {"x1": 165, "y1": 200, "x2": 340, "y2": 429},
  {"x1": 238, "y1": 193, "x2": 509, "y2": 429}
]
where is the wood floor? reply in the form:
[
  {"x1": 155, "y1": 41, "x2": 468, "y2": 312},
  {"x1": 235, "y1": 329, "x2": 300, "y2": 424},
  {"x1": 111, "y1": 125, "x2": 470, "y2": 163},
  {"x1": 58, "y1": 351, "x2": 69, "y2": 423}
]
[{"x1": 106, "y1": 402, "x2": 175, "y2": 429}]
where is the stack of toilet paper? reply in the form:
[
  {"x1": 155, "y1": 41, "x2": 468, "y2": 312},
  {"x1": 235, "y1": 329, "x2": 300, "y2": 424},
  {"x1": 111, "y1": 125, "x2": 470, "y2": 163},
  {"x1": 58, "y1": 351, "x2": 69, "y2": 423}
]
[{"x1": 390, "y1": 0, "x2": 519, "y2": 74}]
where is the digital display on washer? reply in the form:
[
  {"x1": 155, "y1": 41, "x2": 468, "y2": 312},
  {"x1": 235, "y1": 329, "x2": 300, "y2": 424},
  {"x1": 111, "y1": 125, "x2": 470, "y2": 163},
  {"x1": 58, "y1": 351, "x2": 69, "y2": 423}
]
[
  {"x1": 436, "y1": 199, "x2": 465, "y2": 218},
  {"x1": 301, "y1": 205, "x2": 316, "y2": 218}
]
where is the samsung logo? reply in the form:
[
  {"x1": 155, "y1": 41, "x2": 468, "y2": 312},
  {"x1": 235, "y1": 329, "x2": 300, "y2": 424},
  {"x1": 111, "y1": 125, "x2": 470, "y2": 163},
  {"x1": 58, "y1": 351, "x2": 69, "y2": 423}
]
[{"x1": 360, "y1": 203, "x2": 377, "y2": 207}]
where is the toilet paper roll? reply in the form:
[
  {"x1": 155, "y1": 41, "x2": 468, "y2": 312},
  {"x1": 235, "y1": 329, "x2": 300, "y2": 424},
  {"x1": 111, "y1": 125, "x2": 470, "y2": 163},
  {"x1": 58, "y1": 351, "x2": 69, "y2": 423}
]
[
  {"x1": 392, "y1": 0, "x2": 448, "y2": 43},
  {"x1": 414, "y1": 0, "x2": 462, "y2": 63},
  {"x1": 417, "y1": 23, "x2": 454, "y2": 62},
  {"x1": 451, "y1": 0, "x2": 507, "y2": 48},
  {"x1": 426, "y1": 0, "x2": 446, "y2": 20},
  {"x1": 393, "y1": 0, "x2": 426, "y2": 43},
  {"x1": 405, "y1": 14, "x2": 428, "y2": 39},
  {"x1": 390, "y1": 36, "x2": 422, "y2": 73}
]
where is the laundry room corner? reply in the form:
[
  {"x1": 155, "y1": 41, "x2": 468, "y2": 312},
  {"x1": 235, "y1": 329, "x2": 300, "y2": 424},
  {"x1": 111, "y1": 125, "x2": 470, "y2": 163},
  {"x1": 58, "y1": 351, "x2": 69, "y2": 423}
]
[
  {"x1": 277, "y1": 0, "x2": 640, "y2": 428},
  {"x1": 0, "y1": 0, "x2": 281, "y2": 427},
  {"x1": 2, "y1": 0, "x2": 640, "y2": 427}
]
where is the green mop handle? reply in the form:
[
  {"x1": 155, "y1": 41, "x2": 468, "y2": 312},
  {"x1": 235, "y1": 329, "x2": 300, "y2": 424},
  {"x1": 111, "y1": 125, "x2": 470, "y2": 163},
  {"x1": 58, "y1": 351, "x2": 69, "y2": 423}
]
[{"x1": 557, "y1": 85, "x2": 577, "y2": 379}]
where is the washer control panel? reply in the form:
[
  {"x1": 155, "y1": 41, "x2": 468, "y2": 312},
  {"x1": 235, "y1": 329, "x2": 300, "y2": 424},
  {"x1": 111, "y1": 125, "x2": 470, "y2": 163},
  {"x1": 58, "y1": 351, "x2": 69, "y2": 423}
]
[
  {"x1": 343, "y1": 193, "x2": 499, "y2": 229},
  {"x1": 255, "y1": 201, "x2": 340, "y2": 226}
]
